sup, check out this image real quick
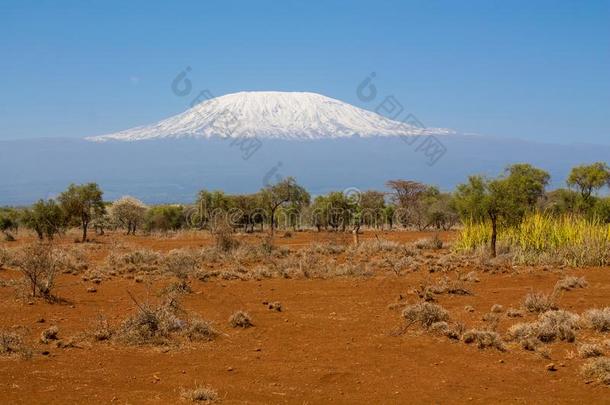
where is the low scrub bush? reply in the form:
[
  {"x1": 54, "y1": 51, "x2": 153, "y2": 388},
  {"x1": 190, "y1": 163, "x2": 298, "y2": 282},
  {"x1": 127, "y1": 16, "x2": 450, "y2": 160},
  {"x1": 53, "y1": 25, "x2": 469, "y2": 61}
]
[
  {"x1": 508, "y1": 310, "x2": 581, "y2": 346},
  {"x1": 583, "y1": 307, "x2": 610, "y2": 332},
  {"x1": 578, "y1": 343, "x2": 604, "y2": 358},
  {"x1": 0, "y1": 330, "x2": 32, "y2": 359},
  {"x1": 181, "y1": 385, "x2": 218, "y2": 402},
  {"x1": 581, "y1": 357, "x2": 610, "y2": 385},
  {"x1": 463, "y1": 329, "x2": 506, "y2": 351},
  {"x1": 554, "y1": 276, "x2": 587, "y2": 292},
  {"x1": 16, "y1": 243, "x2": 59, "y2": 300},
  {"x1": 523, "y1": 292, "x2": 557, "y2": 313},
  {"x1": 229, "y1": 311, "x2": 253, "y2": 328},
  {"x1": 402, "y1": 302, "x2": 449, "y2": 329}
]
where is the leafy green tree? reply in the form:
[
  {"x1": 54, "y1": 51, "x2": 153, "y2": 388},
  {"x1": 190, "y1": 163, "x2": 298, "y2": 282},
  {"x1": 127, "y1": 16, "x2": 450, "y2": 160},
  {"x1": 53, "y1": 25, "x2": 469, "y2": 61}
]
[
  {"x1": 358, "y1": 190, "x2": 386, "y2": 229},
  {"x1": 0, "y1": 208, "x2": 20, "y2": 240},
  {"x1": 58, "y1": 183, "x2": 105, "y2": 242},
  {"x1": 259, "y1": 177, "x2": 309, "y2": 234},
  {"x1": 144, "y1": 205, "x2": 186, "y2": 232},
  {"x1": 22, "y1": 199, "x2": 65, "y2": 240},
  {"x1": 567, "y1": 162, "x2": 610, "y2": 202},
  {"x1": 454, "y1": 164, "x2": 550, "y2": 257},
  {"x1": 195, "y1": 190, "x2": 232, "y2": 229}
]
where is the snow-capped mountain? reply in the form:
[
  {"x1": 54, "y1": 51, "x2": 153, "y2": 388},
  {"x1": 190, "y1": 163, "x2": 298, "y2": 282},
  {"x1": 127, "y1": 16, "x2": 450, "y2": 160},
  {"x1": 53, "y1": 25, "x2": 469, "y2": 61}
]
[{"x1": 86, "y1": 91, "x2": 454, "y2": 142}]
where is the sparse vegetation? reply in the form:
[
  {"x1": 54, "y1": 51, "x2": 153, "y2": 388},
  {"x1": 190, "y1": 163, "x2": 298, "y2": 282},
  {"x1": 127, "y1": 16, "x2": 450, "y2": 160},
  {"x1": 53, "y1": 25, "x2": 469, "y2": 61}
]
[
  {"x1": 583, "y1": 307, "x2": 610, "y2": 332},
  {"x1": 229, "y1": 311, "x2": 253, "y2": 328},
  {"x1": 581, "y1": 357, "x2": 610, "y2": 385},
  {"x1": 402, "y1": 302, "x2": 449, "y2": 329},
  {"x1": 181, "y1": 385, "x2": 218, "y2": 402}
]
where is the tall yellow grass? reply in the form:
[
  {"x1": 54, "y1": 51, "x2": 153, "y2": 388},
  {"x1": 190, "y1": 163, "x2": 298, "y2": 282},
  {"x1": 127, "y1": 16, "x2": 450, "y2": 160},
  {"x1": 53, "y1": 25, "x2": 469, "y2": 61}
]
[{"x1": 455, "y1": 213, "x2": 610, "y2": 266}]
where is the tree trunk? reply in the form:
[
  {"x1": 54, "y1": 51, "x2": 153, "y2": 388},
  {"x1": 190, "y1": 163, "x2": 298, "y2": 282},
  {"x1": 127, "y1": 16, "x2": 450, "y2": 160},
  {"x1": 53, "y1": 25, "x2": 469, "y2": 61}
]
[
  {"x1": 82, "y1": 221, "x2": 88, "y2": 242},
  {"x1": 490, "y1": 215, "x2": 497, "y2": 258},
  {"x1": 270, "y1": 207, "x2": 276, "y2": 235}
]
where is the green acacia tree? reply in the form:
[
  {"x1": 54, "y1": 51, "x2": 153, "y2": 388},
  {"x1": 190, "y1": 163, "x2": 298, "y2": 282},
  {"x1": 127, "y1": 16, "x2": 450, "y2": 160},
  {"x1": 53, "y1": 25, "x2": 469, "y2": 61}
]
[
  {"x1": 259, "y1": 177, "x2": 309, "y2": 234},
  {"x1": 454, "y1": 164, "x2": 550, "y2": 257},
  {"x1": 22, "y1": 199, "x2": 65, "y2": 240},
  {"x1": 58, "y1": 183, "x2": 105, "y2": 242},
  {"x1": 567, "y1": 162, "x2": 610, "y2": 203}
]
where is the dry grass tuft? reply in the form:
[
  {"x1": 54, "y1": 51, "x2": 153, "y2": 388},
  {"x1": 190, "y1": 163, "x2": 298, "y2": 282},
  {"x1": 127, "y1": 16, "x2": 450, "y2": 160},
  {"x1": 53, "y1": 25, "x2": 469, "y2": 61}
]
[
  {"x1": 0, "y1": 330, "x2": 32, "y2": 359},
  {"x1": 462, "y1": 329, "x2": 506, "y2": 351},
  {"x1": 229, "y1": 311, "x2": 253, "y2": 328},
  {"x1": 508, "y1": 310, "x2": 581, "y2": 347},
  {"x1": 554, "y1": 276, "x2": 588, "y2": 292},
  {"x1": 40, "y1": 326, "x2": 59, "y2": 343},
  {"x1": 181, "y1": 385, "x2": 218, "y2": 402},
  {"x1": 578, "y1": 343, "x2": 604, "y2": 358},
  {"x1": 183, "y1": 319, "x2": 220, "y2": 342},
  {"x1": 523, "y1": 292, "x2": 557, "y2": 313},
  {"x1": 402, "y1": 302, "x2": 449, "y2": 329},
  {"x1": 581, "y1": 357, "x2": 610, "y2": 385},
  {"x1": 583, "y1": 307, "x2": 610, "y2": 332}
]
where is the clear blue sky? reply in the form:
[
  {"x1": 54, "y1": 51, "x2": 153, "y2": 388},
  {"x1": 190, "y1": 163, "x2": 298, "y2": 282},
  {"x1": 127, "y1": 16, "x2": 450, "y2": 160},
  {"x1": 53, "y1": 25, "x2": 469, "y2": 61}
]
[{"x1": 1, "y1": 0, "x2": 609, "y2": 144}]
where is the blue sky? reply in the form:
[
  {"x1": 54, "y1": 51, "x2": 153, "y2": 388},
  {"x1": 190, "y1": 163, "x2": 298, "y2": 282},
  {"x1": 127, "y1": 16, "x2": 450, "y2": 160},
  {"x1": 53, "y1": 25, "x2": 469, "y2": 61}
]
[{"x1": 1, "y1": 0, "x2": 609, "y2": 144}]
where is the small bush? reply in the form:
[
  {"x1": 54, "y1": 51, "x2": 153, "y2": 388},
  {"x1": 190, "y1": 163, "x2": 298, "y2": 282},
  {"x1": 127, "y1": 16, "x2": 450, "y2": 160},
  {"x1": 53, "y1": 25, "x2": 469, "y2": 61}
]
[
  {"x1": 581, "y1": 358, "x2": 610, "y2": 385},
  {"x1": 523, "y1": 292, "x2": 557, "y2": 313},
  {"x1": 415, "y1": 235, "x2": 443, "y2": 250},
  {"x1": 490, "y1": 304, "x2": 504, "y2": 313},
  {"x1": 17, "y1": 243, "x2": 59, "y2": 300},
  {"x1": 40, "y1": 326, "x2": 59, "y2": 343},
  {"x1": 506, "y1": 308, "x2": 524, "y2": 318},
  {"x1": 181, "y1": 385, "x2": 218, "y2": 402},
  {"x1": 578, "y1": 343, "x2": 604, "y2": 358},
  {"x1": 402, "y1": 302, "x2": 449, "y2": 329},
  {"x1": 0, "y1": 330, "x2": 32, "y2": 359},
  {"x1": 583, "y1": 307, "x2": 610, "y2": 332},
  {"x1": 229, "y1": 311, "x2": 253, "y2": 328},
  {"x1": 0, "y1": 247, "x2": 12, "y2": 269},
  {"x1": 116, "y1": 297, "x2": 185, "y2": 345},
  {"x1": 463, "y1": 329, "x2": 506, "y2": 351},
  {"x1": 213, "y1": 224, "x2": 238, "y2": 253},
  {"x1": 183, "y1": 319, "x2": 219, "y2": 342},
  {"x1": 554, "y1": 276, "x2": 587, "y2": 292},
  {"x1": 508, "y1": 310, "x2": 580, "y2": 345}
]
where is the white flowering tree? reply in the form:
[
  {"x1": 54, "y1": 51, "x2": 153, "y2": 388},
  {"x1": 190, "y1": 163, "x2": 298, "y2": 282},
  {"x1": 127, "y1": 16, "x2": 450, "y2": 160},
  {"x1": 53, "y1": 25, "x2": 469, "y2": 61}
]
[{"x1": 109, "y1": 196, "x2": 148, "y2": 235}]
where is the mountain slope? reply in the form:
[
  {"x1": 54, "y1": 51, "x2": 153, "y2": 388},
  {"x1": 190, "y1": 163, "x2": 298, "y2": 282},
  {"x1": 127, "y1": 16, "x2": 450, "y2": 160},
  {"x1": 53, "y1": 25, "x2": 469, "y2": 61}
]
[{"x1": 87, "y1": 91, "x2": 454, "y2": 141}]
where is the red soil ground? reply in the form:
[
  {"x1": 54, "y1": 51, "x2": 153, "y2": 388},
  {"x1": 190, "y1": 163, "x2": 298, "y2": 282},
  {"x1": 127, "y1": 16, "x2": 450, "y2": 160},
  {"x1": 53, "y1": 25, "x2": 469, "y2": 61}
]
[{"x1": 0, "y1": 230, "x2": 608, "y2": 404}]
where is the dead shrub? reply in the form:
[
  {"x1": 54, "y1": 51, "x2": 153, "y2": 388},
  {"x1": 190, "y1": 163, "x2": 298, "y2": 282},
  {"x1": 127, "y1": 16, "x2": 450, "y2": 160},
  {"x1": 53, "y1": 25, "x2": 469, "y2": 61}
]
[
  {"x1": 267, "y1": 302, "x2": 282, "y2": 312},
  {"x1": 40, "y1": 326, "x2": 59, "y2": 343},
  {"x1": 0, "y1": 247, "x2": 12, "y2": 269},
  {"x1": 490, "y1": 304, "x2": 504, "y2": 313},
  {"x1": 116, "y1": 296, "x2": 186, "y2": 345},
  {"x1": 463, "y1": 329, "x2": 506, "y2": 351},
  {"x1": 213, "y1": 224, "x2": 239, "y2": 253},
  {"x1": 415, "y1": 235, "x2": 443, "y2": 250},
  {"x1": 16, "y1": 243, "x2": 59, "y2": 300},
  {"x1": 183, "y1": 319, "x2": 219, "y2": 342},
  {"x1": 0, "y1": 330, "x2": 32, "y2": 359},
  {"x1": 583, "y1": 307, "x2": 610, "y2": 332},
  {"x1": 108, "y1": 248, "x2": 160, "y2": 273},
  {"x1": 506, "y1": 308, "x2": 524, "y2": 318},
  {"x1": 229, "y1": 311, "x2": 253, "y2": 328},
  {"x1": 162, "y1": 249, "x2": 200, "y2": 278},
  {"x1": 402, "y1": 302, "x2": 449, "y2": 329},
  {"x1": 578, "y1": 343, "x2": 604, "y2": 358},
  {"x1": 91, "y1": 316, "x2": 113, "y2": 341},
  {"x1": 181, "y1": 385, "x2": 218, "y2": 402},
  {"x1": 523, "y1": 292, "x2": 557, "y2": 313},
  {"x1": 581, "y1": 358, "x2": 610, "y2": 385},
  {"x1": 508, "y1": 310, "x2": 580, "y2": 346},
  {"x1": 554, "y1": 276, "x2": 587, "y2": 292}
]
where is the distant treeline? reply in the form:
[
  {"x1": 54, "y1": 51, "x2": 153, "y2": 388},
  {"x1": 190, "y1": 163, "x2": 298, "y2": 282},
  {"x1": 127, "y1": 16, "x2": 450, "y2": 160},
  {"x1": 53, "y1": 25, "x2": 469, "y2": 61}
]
[{"x1": 1, "y1": 163, "x2": 609, "y2": 252}]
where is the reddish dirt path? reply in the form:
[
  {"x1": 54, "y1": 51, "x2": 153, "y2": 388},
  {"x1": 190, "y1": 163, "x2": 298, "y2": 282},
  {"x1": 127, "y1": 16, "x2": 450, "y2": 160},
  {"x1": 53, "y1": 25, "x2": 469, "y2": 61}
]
[{"x1": 0, "y1": 231, "x2": 609, "y2": 404}]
